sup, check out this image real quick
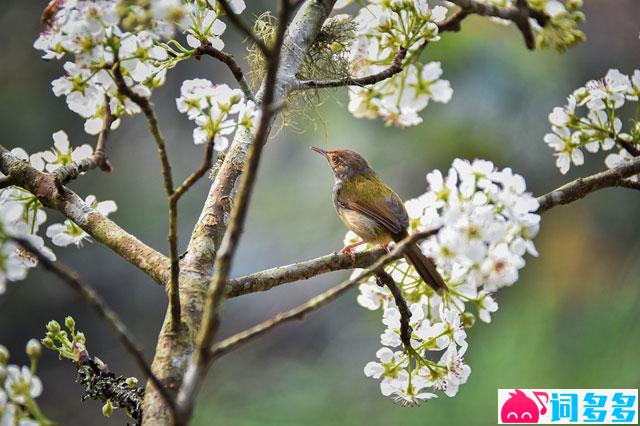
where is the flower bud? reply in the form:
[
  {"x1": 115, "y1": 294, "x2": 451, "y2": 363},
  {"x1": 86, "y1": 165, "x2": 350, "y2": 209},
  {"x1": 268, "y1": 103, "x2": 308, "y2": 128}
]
[
  {"x1": 46, "y1": 320, "x2": 61, "y2": 334},
  {"x1": 41, "y1": 337, "x2": 55, "y2": 350},
  {"x1": 26, "y1": 339, "x2": 42, "y2": 359},
  {"x1": 461, "y1": 312, "x2": 476, "y2": 329},
  {"x1": 102, "y1": 399, "x2": 114, "y2": 417},
  {"x1": 0, "y1": 345, "x2": 8, "y2": 365},
  {"x1": 73, "y1": 331, "x2": 85, "y2": 346},
  {"x1": 125, "y1": 377, "x2": 139, "y2": 388},
  {"x1": 65, "y1": 316, "x2": 75, "y2": 331}
]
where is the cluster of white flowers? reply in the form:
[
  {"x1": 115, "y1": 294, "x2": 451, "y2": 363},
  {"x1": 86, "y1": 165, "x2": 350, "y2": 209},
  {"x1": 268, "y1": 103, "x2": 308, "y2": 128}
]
[
  {"x1": 348, "y1": 159, "x2": 540, "y2": 405},
  {"x1": 176, "y1": 79, "x2": 259, "y2": 149},
  {"x1": 34, "y1": 0, "x2": 168, "y2": 134},
  {"x1": 0, "y1": 340, "x2": 47, "y2": 425},
  {"x1": 0, "y1": 132, "x2": 117, "y2": 294},
  {"x1": 345, "y1": 0, "x2": 452, "y2": 127},
  {"x1": 544, "y1": 69, "x2": 640, "y2": 175},
  {"x1": 33, "y1": 0, "x2": 246, "y2": 135}
]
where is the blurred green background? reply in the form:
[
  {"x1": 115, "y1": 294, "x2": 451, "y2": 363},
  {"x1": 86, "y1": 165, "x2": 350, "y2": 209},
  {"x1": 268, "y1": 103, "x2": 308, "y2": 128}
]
[{"x1": 1, "y1": 1, "x2": 640, "y2": 425}]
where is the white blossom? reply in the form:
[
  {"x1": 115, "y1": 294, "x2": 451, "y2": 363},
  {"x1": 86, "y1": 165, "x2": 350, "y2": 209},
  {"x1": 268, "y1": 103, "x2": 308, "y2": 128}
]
[
  {"x1": 176, "y1": 79, "x2": 257, "y2": 149},
  {"x1": 4, "y1": 366, "x2": 42, "y2": 405},
  {"x1": 357, "y1": 158, "x2": 539, "y2": 403},
  {"x1": 544, "y1": 68, "x2": 640, "y2": 174},
  {"x1": 346, "y1": 2, "x2": 451, "y2": 127}
]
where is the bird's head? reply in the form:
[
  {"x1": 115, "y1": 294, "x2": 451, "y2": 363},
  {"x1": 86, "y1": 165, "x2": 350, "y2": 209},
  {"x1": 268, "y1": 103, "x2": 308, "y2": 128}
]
[{"x1": 311, "y1": 147, "x2": 374, "y2": 181}]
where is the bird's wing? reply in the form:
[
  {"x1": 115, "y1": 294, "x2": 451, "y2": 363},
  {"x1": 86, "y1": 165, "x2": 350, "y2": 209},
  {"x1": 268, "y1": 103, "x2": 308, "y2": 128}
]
[{"x1": 342, "y1": 189, "x2": 408, "y2": 236}]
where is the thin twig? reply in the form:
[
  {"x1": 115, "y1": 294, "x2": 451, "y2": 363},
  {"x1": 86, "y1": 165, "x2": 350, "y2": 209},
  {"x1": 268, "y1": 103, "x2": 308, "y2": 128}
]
[
  {"x1": 438, "y1": 9, "x2": 469, "y2": 32},
  {"x1": 171, "y1": 139, "x2": 216, "y2": 201},
  {"x1": 375, "y1": 271, "x2": 412, "y2": 351},
  {"x1": 113, "y1": 62, "x2": 182, "y2": 333},
  {"x1": 292, "y1": 47, "x2": 407, "y2": 90},
  {"x1": 217, "y1": 0, "x2": 270, "y2": 56},
  {"x1": 209, "y1": 230, "x2": 439, "y2": 360},
  {"x1": 447, "y1": 0, "x2": 548, "y2": 49},
  {"x1": 55, "y1": 96, "x2": 114, "y2": 184},
  {"x1": 536, "y1": 156, "x2": 640, "y2": 213},
  {"x1": 194, "y1": 44, "x2": 255, "y2": 101},
  {"x1": 11, "y1": 236, "x2": 177, "y2": 418},
  {"x1": 617, "y1": 138, "x2": 640, "y2": 157}
]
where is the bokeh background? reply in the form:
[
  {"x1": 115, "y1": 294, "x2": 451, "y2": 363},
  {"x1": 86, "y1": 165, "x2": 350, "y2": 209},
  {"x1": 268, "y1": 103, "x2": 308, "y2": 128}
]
[{"x1": 1, "y1": 1, "x2": 639, "y2": 425}]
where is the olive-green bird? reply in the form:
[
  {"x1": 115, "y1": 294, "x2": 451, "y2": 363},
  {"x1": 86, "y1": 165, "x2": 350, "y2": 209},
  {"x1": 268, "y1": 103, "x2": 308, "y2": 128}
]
[{"x1": 312, "y1": 147, "x2": 447, "y2": 293}]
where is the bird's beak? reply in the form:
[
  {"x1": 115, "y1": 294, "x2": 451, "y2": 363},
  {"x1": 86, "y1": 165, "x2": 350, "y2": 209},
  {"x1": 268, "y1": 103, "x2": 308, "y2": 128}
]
[{"x1": 311, "y1": 146, "x2": 329, "y2": 159}]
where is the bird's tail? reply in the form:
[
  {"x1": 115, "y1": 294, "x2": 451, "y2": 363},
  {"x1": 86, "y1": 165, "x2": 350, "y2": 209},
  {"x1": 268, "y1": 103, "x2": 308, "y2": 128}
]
[{"x1": 403, "y1": 242, "x2": 448, "y2": 293}]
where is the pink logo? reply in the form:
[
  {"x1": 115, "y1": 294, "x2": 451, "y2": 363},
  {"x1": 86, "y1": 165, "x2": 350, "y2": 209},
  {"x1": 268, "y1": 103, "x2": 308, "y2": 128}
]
[{"x1": 501, "y1": 389, "x2": 549, "y2": 423}]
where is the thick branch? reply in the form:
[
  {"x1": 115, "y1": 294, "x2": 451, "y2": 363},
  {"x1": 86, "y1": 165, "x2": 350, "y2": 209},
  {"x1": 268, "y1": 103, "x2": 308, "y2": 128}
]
[
  {"x1": 176, "y1": 1, "x2": 295, "y2": 419},
  {"x1": 0, "y1": 146, "x2": 169, "y2": 284},
  {"x1": 12, "y1": 236, "x2": 175, "y2": 417},
  {"x1": 209, "y1": 231, "x2": 437, "y2": 360},
  {"x1": 194, "y1": 45, "x2": 255, "y2": 101},
  {"x1": 144, "y1": 1, "x2": 339, "y2": 423},
  {"x1": 292, "y1": 47, "x2": 407, "y2": 90},
  {"x1": 536, "y1": 156, "x2": 640, "y2": 213},
  {"x1": 54, "y1": 96, "x2": 114, "y2": 184}
]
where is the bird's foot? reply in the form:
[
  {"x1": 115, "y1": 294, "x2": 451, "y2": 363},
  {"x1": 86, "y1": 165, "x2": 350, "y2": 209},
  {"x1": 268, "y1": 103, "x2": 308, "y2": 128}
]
[{"x1": 340, "y1": 241, "x2": 366, "y2": 265}]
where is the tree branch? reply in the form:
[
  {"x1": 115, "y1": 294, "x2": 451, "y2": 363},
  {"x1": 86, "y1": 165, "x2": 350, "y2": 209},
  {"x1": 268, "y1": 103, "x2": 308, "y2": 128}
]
[
  {"x1": 113, "y1": 63, "x2": 182, "y2": 334},
  {"x1": 292, "y1": 47, "x2": 407, "y2": 90},
  {"x1": 73, "y1": 350, "x2": 146, "y2": 425},
  {"x1": 226, "y1": 247, "x2": 386, "y2": 297},
  {"x1": 617, "y1": 137, "x2": 640, "y2": 157},
  {"x1": 620, "y1": 178, "x2": 640, "y2": 191},
  {"x1": 143, "y1": 2, "x2": 339, "y2": 423},
  {"x1": 447, "y1": 0, "x2": 548, "y2": 49},
  {"x1": 54, "y1": 96, "x2": 114, "y2": 184},
  {"x1": 375, "y1": 271, "x2": 412, "y2": 350},
  {"x1": 209, "y1": 230, "x2": 437, "y2": 360},
  {"x1": 175, "y1": 1, "x2": 295, "y2": 420},
  {"x1": 171, "y1": 139, "x2": 215, "y2": 202},
  {"x1": 536, "y1": 156, "x2": 640, "y2": 213},
  {"x1": 0, "y1": 145, "x2": 170, "y2": 284},
  {"x1": 12, "y1": 236, "x2": 176, "y2": 418},
  {"x1": 194, "y1": 44, "x2": 255, "y2": 101},
  {"x1": 217, "y1": 0, "x2": 271, "y2": 56},
  {"x1": 0, "y1": 176, "x2": 12, "y2": 189}
]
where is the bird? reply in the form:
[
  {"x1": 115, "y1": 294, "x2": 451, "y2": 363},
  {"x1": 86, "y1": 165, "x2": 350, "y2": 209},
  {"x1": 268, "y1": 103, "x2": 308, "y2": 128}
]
[{"x1": 312, "y1": 146, "x2": 447, "y2": 293}]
